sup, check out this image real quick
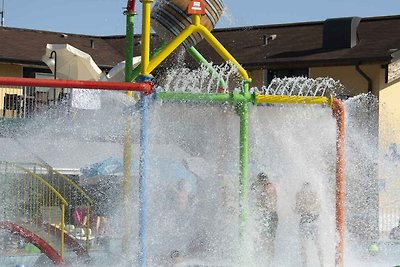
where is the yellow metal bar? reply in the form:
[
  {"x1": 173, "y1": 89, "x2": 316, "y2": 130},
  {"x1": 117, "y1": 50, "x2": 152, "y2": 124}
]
[
  {"x1": 141, "y1": 0, "x2": 154, "y2": 76},
  {"x1": 61, "y1": 203, "x2": 65, "y2": 259},
  {"x1": 146, "y1": 25, "x2": 196, "y2": 74},
  {"x1": 256, "y1": 94, "x2": 331, "y2": 106},
  {"x1": 122, "y1": 117, "x2": 133, "y2": 255},
  {"x1": 13, "y1": 175, "x2": 16, "y2": 223},
  {"x1": 25, "y1": 174, "x2": 28, "y2": 219},
  {"x1": 44, "y1": 166, "x2": 93, "y2": 205},
  {"x1": 191, "y1": 14, "x2": 201, "y2": 26},
  {"x1": 196, "y1": 25, "x2": 250, "y2": 82},
  {"x1": 18, "y1": 177, "x2": 22, "y2": 224},
  {"x1": 57, "y1": 175, "x2": 61, "y2": 203},
  {"x1": 36, "y1": 179, "x2": 39, "y2": 226},
  {"x1": 23, "y1": 174, "x2": 27, "y2": 220},
  {"x1": 47, "y1": 187, "x2": 51, "y2": 238},
  {"x1": 123, "y1": 121, "x2": 132, "y2": 201},
  {"x1": 16, "y1": 166, "x2": 68, "y2": 206},
  {"x1": 30, "y1": 177, "x2": 33, "y2": 222},
  {"x1": 42, "y1": 182, "x2": 44, "y2": 225},
  {"x1": 86, "y1": 203, "x2": 91, "y2": 251},
  {"x1": 10, "y1": 172, "x2": 14, "y2": 221},
  {"x1": 141, "y1": 11, "x2": 250, "y2": 83}
]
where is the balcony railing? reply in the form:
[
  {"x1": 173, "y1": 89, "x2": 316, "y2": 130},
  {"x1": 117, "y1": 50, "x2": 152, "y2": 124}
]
[{"x1": 0, "y1": 85, "x2": 71, "y2": 119}]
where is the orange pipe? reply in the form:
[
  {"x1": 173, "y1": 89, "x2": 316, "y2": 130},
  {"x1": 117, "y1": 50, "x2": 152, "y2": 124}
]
[{"x1": 332, "y1": 97, "x2": 345, "y2": 267}]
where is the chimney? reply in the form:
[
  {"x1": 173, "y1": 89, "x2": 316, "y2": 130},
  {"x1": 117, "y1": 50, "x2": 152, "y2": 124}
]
[
  {"x1": 323, "y1": 17, "x2": 361, "y2": 49},
  {"x1": 90, "y1": 39, "x2": 95, "y2": 49},
  {"x1": 263, "y1": 34, "x2": 277, "y2": 45}
]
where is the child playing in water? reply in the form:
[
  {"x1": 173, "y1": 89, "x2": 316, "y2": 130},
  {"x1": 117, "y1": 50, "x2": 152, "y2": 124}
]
[
  {"x1": 251, "y1": 172, "x2": 278, "y2": 262},
  {"x1": 170, "y1": 250, "x2": 186, "y2": 266},
  {"x1": 295, "y1": 182, "x2": 324, "y2": 267}
]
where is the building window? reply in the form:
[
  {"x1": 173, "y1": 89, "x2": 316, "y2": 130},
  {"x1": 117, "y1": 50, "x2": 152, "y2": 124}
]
[{"x1": 264, "y1": 68, "x2": 309, "y2": 85}]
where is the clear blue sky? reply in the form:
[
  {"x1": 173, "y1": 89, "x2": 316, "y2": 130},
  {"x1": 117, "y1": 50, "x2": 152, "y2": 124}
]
[{"x1": 3, "y1": 0, "x2": 400, "y2": 36}]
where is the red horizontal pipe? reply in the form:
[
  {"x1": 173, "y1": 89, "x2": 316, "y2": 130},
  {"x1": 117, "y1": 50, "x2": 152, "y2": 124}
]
[
  {"x1": 0, "y1": 77, "x2": 153, "y2": 95},
  {"x1": 332, "y1": 97, "x2": 345, "y2": 267},
  {"x1": 127, "y1": 0, "x2": 136, "y2": 13}
]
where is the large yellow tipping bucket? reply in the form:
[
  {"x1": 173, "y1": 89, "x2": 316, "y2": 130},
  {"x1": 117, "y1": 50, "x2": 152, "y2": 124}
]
[{"x1": 151, "y1": 0, "x2": 225, "y2": 48}]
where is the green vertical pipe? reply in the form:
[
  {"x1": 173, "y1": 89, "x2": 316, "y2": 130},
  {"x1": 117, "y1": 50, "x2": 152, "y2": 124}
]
[
  {"x1": 186, "y1": 46, "x2": 227, "y2": 90},
  {"x1": 122, "y1": 9, "x2": 135, "y2": 256},
  {"x1": 131, "y1": 41, "x2": 167, "y2": 81},
  {"x1": 125, "y1": 12, "x2": 135, "y2": 83},
  {"x1": 238, "y1": 81, "x2": 250, "y2": 261}
]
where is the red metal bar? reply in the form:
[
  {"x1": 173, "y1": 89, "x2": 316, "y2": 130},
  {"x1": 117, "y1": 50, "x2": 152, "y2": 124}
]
[
  {"x1": 0, "y1": 77, "x2": 153, "y2": 95},
  {"x1": 127, "y1": 0, "x2": 136, "y2": 13},
  {"x1": 0, "y1": 221, "x2": 65, "y2": 265},
  {"x1": 332, "y1": 97, "x2": 345, "y2": 267}
]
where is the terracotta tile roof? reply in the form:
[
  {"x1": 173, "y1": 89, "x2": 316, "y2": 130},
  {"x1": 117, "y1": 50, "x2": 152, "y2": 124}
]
[{"x1": 1, "y1": 14, "x2": 400, "y2": 70}]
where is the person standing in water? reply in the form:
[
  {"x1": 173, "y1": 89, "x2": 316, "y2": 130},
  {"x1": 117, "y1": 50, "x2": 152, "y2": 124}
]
[
  {"x1": 295, "y1": 182, "x2": 324, "y2": 267},
  {"x1": 252, "y1": 172, "x2": 278, "y2": 261},
  {"x1": 172, "y1": 179, "x2": 190, "y2": 212},
  {"x1": 389, "y1": 219, "x2": 400, "y2": 240}
]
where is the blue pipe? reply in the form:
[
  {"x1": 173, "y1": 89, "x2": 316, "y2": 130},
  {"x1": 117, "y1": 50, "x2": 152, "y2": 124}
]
[{"x1": 138, "y1": 76, "x2": 151, "y2": 267}]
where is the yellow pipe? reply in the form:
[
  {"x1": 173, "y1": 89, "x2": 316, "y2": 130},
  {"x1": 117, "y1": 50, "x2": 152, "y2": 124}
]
[
  {"x1": 142, "y1": 12, "x2": 251, "y2": 83},
  {"x1": 16, "y1": 166, "x2": 68, "y2": 206},
  {"x1": 86, "y1": 203, "x2": 91, "y2": 251},
  {"x1": 23, "y1": 175, "x2": 27, "y2": 221},
  {"x1": 256, "y1": 95, "x2": 331, "y2": 106},
  {"x1": 146, "y1": 22, "x2": 251, "y2": 82},
  {"x1": 10, "y1": 173, "x2": 13, "y2": 221},
  {"x1": 36, "y1": 179, "x2": 39, "y2": 225},
  {"x1": 61, "y1": 203, "x2": 65, "y2": 259},
  {"x1": 146, "y1": 25, "x2": 196, "y2": 74},
  {"x1": 123, "y1": 123, "x2": 132, "y2": 204},
  {"x1": 58, "y1": 175, "x2": 61, "y2": 204},
  {"x1": 30, "y1": 177, "x2": 33, "y2": 222},
  {"x1": 44, "y1": 166, "x2": 93, "y2": 205},
  {"x1": 122, "y1": 118, "x2": 133, "y2": 255},
  {"x1": 42, "y1": 183, "x2": 44, "y2": 226},
  {"x1": 196, "y1": 25, "x2": 250, "y2": 82},
  {"x1": 48, "y1": 187, "x2": 51, "y2": 238},
  {"x1": 22, "y1": 175, "x2": 27, "y2": 221},
  {"x1": 191, "y1": 14, "x2": 201, "y2": 26},
  {"x1": 141, "y1": 0, "x2": 154, "y2": 76}
]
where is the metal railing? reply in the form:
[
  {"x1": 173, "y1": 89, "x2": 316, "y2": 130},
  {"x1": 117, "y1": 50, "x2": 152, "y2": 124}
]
[
  {"x1": 0, "y1": 162, "x2": 68, "y2": 258},
  {"x1": 0, "y1": 161, "x2": 93, "y2": 260},
  {"x1": 41, "y1": 164, "x2": 93, "y2": 250},
  {"x1": 0, "y1": 85, "x2": 71, "y2": 119}
]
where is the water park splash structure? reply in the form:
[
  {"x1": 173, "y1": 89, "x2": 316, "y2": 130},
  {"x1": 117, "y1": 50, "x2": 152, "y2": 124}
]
[
  {"x1": 0, "y1": 0, "x2": 346, "y2": 266},
  {"x1": 126, "y1": 0, "x2": 345, "y2": 266}
]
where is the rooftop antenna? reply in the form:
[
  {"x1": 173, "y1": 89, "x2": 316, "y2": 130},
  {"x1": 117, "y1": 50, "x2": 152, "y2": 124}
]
[{"x1": 0, "y1": 0, "x2": 4, "y2": 27}]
